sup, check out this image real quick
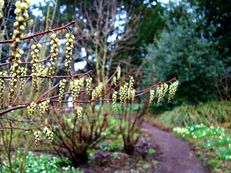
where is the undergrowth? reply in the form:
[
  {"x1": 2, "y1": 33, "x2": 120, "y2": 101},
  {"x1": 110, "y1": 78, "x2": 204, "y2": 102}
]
[
  {"x1": 173, "y1": 124, "x2": 231, "y2": 173},
  {"x1": 0, "y1": 151, "x2": 81, "y2": 173},
  {"x1": 159, "y1": 101, "x2": 231, "y2": 127}
]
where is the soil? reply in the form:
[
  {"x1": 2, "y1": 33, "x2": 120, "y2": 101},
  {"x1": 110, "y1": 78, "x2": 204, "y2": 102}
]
[
  {"x1": 141, "y1": 121, "x2": 207, "y2": 173},
  {"x1": 80, "y1": 142, "x2": 158, "y2": 173}
]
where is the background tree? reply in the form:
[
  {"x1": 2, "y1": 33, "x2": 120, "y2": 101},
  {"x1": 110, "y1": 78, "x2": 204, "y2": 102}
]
[
  {"x1": 144, "y1": 2, "x2": 226, "y2": 104},
  {"x1": 188, "y1": 0, "x2": 231, "y2": 100},
  {"x1": 30, "y1": 0, "x2": 166, "y2": 85}
]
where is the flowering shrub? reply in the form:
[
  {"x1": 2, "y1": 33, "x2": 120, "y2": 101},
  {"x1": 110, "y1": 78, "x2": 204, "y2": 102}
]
[{"x1": 0, "y1": 0, "x2": 179, "y2": 169}]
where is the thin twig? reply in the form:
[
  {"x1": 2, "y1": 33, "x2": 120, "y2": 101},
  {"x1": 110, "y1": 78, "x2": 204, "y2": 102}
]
[{"x1": 0, "y1": 20, "x2": 76, "y2": 44}]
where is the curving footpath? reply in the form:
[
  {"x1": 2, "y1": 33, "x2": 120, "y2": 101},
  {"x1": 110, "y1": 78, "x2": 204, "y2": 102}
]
[{"x1": 141, "y1": 121, "x2": 207, "y2": 173}]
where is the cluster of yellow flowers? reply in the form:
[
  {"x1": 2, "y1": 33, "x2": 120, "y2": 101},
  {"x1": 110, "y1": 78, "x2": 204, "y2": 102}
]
[
  {"x1": 43, "y1": 126, "x2": 53, "y2": 143},
  {"x1": 27, "y1": 102, "x2": 36, "y2": 118},
  {"x1": 9, "y1": 0, "x2": 30, "y2": 103},
  {"x1": 70, "y1": 78, "x2": 84, "y2": 101},
  {"x1": 49, "y1": 33, "x2": 60, "y2": 75},
  {"x1": 117, "y1": 66, "x2": 121, "y2": 80},
  {"x1": 9, "y1": 48, "x2": 24, "y2": 81},
  {"x1": 149, "y1": 80, "x2": 179, "y2": 105},
  {"x1": 0, "y1": 0, "x2": 4, "y2": 19},
  {"x1": 119, "y1": 76, "x2": 136, "y2": 103},
  {"x1": 31, "y1": 44, "x2": 42, "y2": 66},
  {"x1": 31, "y1": 100, "x2": 52, "y2": 144},
  {"x1": 128, "y1": 76, "x2": 136, "y2": 102},
  {"x1": 119, "y1": 82, "x2": 128, "y2": 103},
  {"x1": 30, "y1": 43, "x2": 47, "y2": 78},
  {"x1": 168, "y1": 80, "x2": 179, "y2": 102},
  {"x1": 34, "y1": 130, "x2": 42, "y2": 145},
  {"x1": 34, "y1": 126, "x2": 54, "y2": 145},
  {"x1": 19, "y1": 66, "x2": 27, "y2": 94},
  {"x1": 0, "y1": 71, "x2": 7, "y2": 108},
  {"x1": 86, "y1": 77, "x2": 92, "y2": 95},
  {"x1": 0, "y1": 78, "x2": 4, "y2": 107},
  {"x1": 156, "y1": 83, "x2": 168, "y2": 106},
  {"x1": 113, "y1": 76, "x2": 117, "y2": 86},
  {"x1": 75, "y1": 106, "x2": 83, "y2": 118},
  {"x1": 12, "y1": 0, "x2": 30, "y2": 47},
  {"x1": 8, "y1": 49, "x2": 24, "y2": 102},
  {"x1": 8, "y1": 80, "x2": 17, "y2": 103},
  {"x1": 31, "y1": 43, "x2": 42, "y2": 91},
  {"x1": 149, "y1": 90, "x2": 155, "y2": 104},
  {"x1": 11, "y1": 48, "x2": 24, "y2": 63},
  {"x1": 112, "y1": 91, "x2": 117, "y2": 111},
  {"x1": 91, "y1": 82, "x2": 104, "y2": 100},
  {"x1": 112, "y1": 66, "x2": 122, "y2": 86},
  {"x1": 58, "y1": 79, "x2": 66, "y2": 105},
  {"x1": 65, "y1": 33, "x2": 75, "y2": 70},
  {"x1": 39, "y1": 100, "x2": 50, "y2": 117}
]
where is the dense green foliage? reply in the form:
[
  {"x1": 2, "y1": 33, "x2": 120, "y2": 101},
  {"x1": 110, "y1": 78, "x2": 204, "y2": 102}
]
[
  {"x1": 159, "y1": 101, "x2": 231, "y2": 127},
  {"x1": 190, "y1": 0, "x2": 231, "y2": 58},
  {"x1": 145, "y1": 3, "x2": 226, "y2": 103}
]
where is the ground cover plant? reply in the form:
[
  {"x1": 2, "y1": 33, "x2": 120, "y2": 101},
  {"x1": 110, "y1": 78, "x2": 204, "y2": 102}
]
[
  {"x1": 0, "y1": 151, "x2": 82, "y2": 173},
  {"x1": 174, "y1": 124, "x2": 231, "y2": 173}
]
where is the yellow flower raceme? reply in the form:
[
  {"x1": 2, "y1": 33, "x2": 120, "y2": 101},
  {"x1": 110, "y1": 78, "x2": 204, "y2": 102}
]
[
  {"x1": 0, "y1": 0, "x2": 4, "y2": 19},
  {"x1": 58, "y1": 79, "x2": 66, "y2": 105},
  {"x1": 86, "y1": 77, "x2": 92, "y2": 95},
  {"x1": 39, "y1": 100, "x2": 50, "y2": 116},
  {"x1": 27, "y1": 102, "x2": 37, "y2": 117},
  {"x1": 156, "y1": 83, "x2": 168, "y2": 106},
  {"x1": 168, "y1": 80, "x2": 179, "y2": 102},
  {"x1": 119, "y1": 82, "x2": 129, "y2": 103},
  {"x1": 0, "y1": 71, "x2": 7, "y2": 108},
  {"x1": 76, "y1": 106, "x2": 83, "y2": 118},
  {"x1": 119, "y1": 76, "x2": 136, "y2": 103},
  {"x1": 34, "y1": 130, "x2": 42, "y2": 145},
  {"x1": 43, "y1": 126, "x2": 53, "y2": 143},
  {"x1": 112, "y1": 91, "x2": 117, "y2": 111},
  {"x1": 65, "y1": 33, "x2": 75, "y2": 70},
  {"x1": 19, "y1": 66, "x2": 27, "y2": 94},
  {"x1": 12, "y1": 0, "x2": 30, "y2": 48},
  {"x1": 49, "y1": 33, "x2": 60, "y2": 75},
  {"x1": 70, "y1": 78, "x2": 84, "y2": 101},
  {"x1": 117, "y1": 66, "x2": 121, "y2": 80},
  {"x1": 149, "y1": 89, "x2": 155, "y2": 104},
  {"x1": 128, "y1": 76, "x2": 135, "y2": 101},
  {"x1": 34, "y1": 125, "x2": 54, "y2": 144},
  {"x1": 91, "y1": 82, "x2": 104, "y2": 100},
  {"x1": 112, "y1": 76, "x2": 117, "y2": 86},
  {"x1": 31, "y1": 43, "x2": 42, "y2": 92},
  {"x1": 9, "y1": 0, "x2": 30, "y2": 102}
]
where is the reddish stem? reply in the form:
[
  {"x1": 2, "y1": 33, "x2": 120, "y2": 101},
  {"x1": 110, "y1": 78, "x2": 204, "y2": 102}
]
[{"x1": 0, "y1": 21, "x2": 76, "y2": 44}]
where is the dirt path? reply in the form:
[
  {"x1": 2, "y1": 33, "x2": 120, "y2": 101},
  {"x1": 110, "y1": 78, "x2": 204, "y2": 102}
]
[{"x1": 141, "y1": 121, "x2": 207, "y2": 173}]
